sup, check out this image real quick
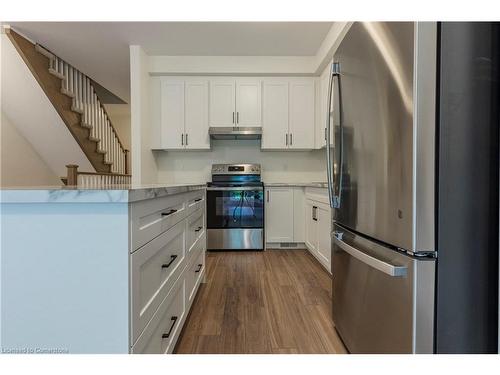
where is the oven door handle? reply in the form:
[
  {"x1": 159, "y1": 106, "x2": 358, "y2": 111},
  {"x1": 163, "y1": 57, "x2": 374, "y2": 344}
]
[{"x1": 206, "y1": 186, "x2": 263, "y2": 191}]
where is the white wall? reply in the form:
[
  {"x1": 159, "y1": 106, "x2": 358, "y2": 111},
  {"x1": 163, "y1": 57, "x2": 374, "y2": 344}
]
[
  {"x1": 156, "y1": 140, "x2": 327, "y2": 184},
  {"x1": 1, "y1": 112, "x2": 61, "y2": 187},
  {"x1": 130, "y1": 45, "x2": 158, "y2": 184}
]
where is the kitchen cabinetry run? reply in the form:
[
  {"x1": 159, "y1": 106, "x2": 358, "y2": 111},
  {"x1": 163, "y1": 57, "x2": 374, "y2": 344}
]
[
  {"x1": 265, "y1": 187, "x2": 305, "y2": 245},
  {"x1": 304, "y1": 188, "x2": 332, "y2": 272},
  {"x1": 0, "y1": 186, "x2": 207, "y2": 354},
  {"x1": 209, "y1": 78, "x2": 262, "y2": 127},
  {"x1": 155, "y1": 77, "x2": 210, "y2": 150},
  {"x1": 262, "y1": 78, "x2": 315, "y2": 150},
  {"x1": 130, "y1": 189, "x2": 206, "y2": 353}
]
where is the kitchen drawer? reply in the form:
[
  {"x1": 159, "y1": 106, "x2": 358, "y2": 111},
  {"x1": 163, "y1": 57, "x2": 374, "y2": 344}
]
[
  {"x1": 131, "y1": 220, "x2": 186, "y2": 343},
  {"x1": 185, "y1": 190, "x2": 205, "y2": 217},
  {"x1": 130, "y1": 194, "x2": 187, "y2": 252},
  {"x1": 186, "y1": 208, "x2": 205, "y2": 257},
  {"x1": 132, "y1": 278, "x2": 186, "y2": 354},
  {"x1": 186, "y1": 249, "x2": 205, "y2": 307}
]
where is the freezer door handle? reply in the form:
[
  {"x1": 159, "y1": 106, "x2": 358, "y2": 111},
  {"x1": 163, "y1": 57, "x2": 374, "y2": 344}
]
[{"x1": 333, "y1": 232, "x2": 407, "y2": 277}]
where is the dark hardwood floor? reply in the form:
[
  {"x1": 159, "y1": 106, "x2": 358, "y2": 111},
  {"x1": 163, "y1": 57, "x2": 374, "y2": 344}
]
[{"x1": 174, "y1": 249, "x2": 347, "y2": 354}]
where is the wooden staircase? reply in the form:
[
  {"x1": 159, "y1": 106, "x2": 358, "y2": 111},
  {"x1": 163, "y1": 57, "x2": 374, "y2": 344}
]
[{"x1": 5, "y1": 28, "x2": 130, "y2": 178}]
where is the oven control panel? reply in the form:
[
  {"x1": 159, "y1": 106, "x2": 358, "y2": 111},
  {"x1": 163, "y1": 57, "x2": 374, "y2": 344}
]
[{"x1": 211, "y1": 164, "x2": 261, "y2": 175}]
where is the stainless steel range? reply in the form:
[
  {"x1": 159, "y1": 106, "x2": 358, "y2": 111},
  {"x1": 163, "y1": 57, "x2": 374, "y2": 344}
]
[{"x1": 206, "y1": 163, "x2": 264, "y2": 250}]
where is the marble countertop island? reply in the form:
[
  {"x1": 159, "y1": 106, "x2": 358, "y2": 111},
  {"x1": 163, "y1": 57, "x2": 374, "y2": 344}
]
[{"x1": 0, "y1": 183, "x2": 207, "y2": 203}]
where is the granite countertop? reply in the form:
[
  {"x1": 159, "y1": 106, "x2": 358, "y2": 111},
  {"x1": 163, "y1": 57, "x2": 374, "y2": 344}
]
[
  {"x1": 264, "y1": 182, "x2": 328, "y2": 188},
  {"x1": 0, "y1": 183, "x2": 206, "y2": 204}
]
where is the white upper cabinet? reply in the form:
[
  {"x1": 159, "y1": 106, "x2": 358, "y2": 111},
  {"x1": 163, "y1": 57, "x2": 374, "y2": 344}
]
[
  {"x1": 184, "y1": 79, "x2": 210, "y2": 149},
  {"x1": 235, "y1": 79, "x2": 262, "y2": 127},
  {"x1": 209, "y1": 78, "x2": 262, "y2": 127},
  {"x1": 209, "y1": 79, "x2": 235, "y2": 127},
  {"x1": 289, "y1": 79, "x2": 315, "y2": 149},
  {"x1": 261, "y1": 78, "x2": 315, "y2": 150},
  {"x1": 262, "y1": 80, "x2": 289, "y2": 149},
  {"x1": 160, "y1": 78, "x2": 185, "y2": 150},
  {"x1": 157, "y1": 77, "x2": 210, "y2": 150}
]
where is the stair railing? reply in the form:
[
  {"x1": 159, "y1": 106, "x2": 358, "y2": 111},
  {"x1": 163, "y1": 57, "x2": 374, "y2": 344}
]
[
  {"x1": 65, "y1": 164, "x2": 131, "y2": 188},
  {"x1": 35, "y1": 44, "x2": 129, "y2": 175}
]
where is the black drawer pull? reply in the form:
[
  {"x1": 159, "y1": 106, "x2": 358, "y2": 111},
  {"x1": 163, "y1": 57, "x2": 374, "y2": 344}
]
[
  {"x1": 161, "y1": 255, "x2": 178, "y2": 269},
  {"x1": 161, "y1": 209, "x2": 177, "y2": 217},
  {"x1": 195, "y1": 264, "x2": 203, "y2": 273},
  {"x1": 161, "y1": 316, "x2": 178, "y2": 339},
  {"x1": 194, "y1": 198, "x2": 202, "y2": 202},
  {"x1": 194, "y1": 226, "x2": 203, "y2": 233}
]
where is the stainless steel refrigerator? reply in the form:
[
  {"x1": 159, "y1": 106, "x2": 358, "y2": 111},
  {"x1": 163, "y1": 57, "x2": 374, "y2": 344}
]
[{"x1": 325, "y1": 22, "x2": 499, "y2": 354}]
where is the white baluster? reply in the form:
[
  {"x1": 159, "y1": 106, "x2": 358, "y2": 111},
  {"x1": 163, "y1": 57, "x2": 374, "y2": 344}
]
[
  {"x1": 99, "y1": 106, "x2": 104, "y2": 146},
  {"x1": 103, "y1": 119, "x2": 109, "y2": 164},
  {"x1": 71, "y1": 69, "x2": 76, "y2": 109},
  {"x1": 106, "y1": 121, "x2": 113, "y2": 165},
  {"x1": 68, "y1": 66, "x2": 73, "y2": 96},
  {"x1": 63, "y1": 63, "x2": 68, "y2": 92},
  {"x1": 75, "y1": 71, "x2": 80, "y2": 112},
  {"x1": 90, "y1": 89, "x2": 95, "y2": 131},
  {"x1": 114, "y1": 138, "x2": 118, "y2": 173},
  {"x1": 92, "y1": 91, "x2": 100, "y2": 139},
  {"x1": 79, "y1": 73, "x2": 85, "y2": 113}
]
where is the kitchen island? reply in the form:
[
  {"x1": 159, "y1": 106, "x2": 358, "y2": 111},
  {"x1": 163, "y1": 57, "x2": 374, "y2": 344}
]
[{"x1": 0, "y1": 184, "x2": 206, "y2": 354}]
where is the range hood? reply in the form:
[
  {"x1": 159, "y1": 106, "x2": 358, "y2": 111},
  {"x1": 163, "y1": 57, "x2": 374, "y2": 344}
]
[{"x1": 209, "y1": 127, "x2": 262, "y2": 140}]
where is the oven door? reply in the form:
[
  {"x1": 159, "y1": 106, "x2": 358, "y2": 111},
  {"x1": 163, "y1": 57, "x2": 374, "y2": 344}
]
[{"x1": 206, "y1": 186, "x2": 264, "y2": 229}]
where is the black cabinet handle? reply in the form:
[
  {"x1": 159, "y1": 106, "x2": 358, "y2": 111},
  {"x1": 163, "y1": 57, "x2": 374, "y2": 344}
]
[
  {"x1": 313, "y1": 206, "x2": 318, "y2": 221},
  {"x1": 194, "y1": 226, "x2": 203, "y2": 232},
  {"x1": 161, "y1": 209, "x2": 177, "y2": 217},
  {"x1": 194, "y1": 198, "x2": 202, "y2": 202},
  {"x1": 195, "y1": 264, "x2": 203, "y2": 273},
  {"x1": 161, "y1": 255, "x2": 178, "y2": 269},
  {"x1": 161, "y1": 316, "x2": 178, "y2": 339}
]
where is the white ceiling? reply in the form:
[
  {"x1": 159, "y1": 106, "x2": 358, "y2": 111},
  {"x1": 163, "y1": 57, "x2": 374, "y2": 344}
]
[{"x1": 7, "y1": 22, "x2": 333, "y2": 102}]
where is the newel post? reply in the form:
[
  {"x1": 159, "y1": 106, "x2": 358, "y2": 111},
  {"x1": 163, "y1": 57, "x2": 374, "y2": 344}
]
[{"x1": 66, "y1": 164, "x2": 79, "y2": 186}]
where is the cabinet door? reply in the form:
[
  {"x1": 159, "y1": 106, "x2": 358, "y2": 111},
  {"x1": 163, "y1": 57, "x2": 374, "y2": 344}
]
[
  {"x1": 293, "y1": 187, "x2": 305, "y2": 242},
  {"x1": 289, "y1": 79, "x2": 315, "y2": 149},
  {"x1": 185, "y1": 79, "x2": 210, "y2": 149},
  {"x1": 209, "y1": 79, "x2": 235, "y2": 127},
  {"x1": 305, "y1": 200, "x2": 317, "y2": 252},
  {"x1": 316, "y1": 203, "x2": 331, "y2": 270},
  {"x1": 265, "y1": 188, "x2": 294, "y2": 243},
  {"x1": 235, "y1": 79, "x2": 262, "y2": 127},
  {"x1": 262, "y1": 80, "x2": 289, "y2": 149},
  {"x1": 160, "y1": 78, "x2": 185, "y2": 149}
]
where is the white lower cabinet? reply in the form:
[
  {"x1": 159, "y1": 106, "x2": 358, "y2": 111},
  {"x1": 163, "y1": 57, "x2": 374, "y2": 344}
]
[
  {"x1": 130, "y1": 189, "x2": 206, "y2": 353},
  {"x1": 304, "y1": 188, "x2": 332, "y2": 272},
  {"x1": 132, "y1": 278, "x2": 186, "y2": 354},
  {"x1": 265, "y1": 187, "x2": 294, "y2": 243},
  {"x1": 265, "y1": 187, "x2": 306, "y2": 246}
]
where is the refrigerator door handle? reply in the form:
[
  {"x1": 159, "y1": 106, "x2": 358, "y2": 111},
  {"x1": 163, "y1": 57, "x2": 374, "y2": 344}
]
[
  {"x1": 333, "y1": 232, "x2": 407, "y2": 277},
  {"x1": 326, "y1": 63, "x2": 335, "y2": 208},
  {"x1": 326, "y1": 62, "x2": 344, "y2": 209}
]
